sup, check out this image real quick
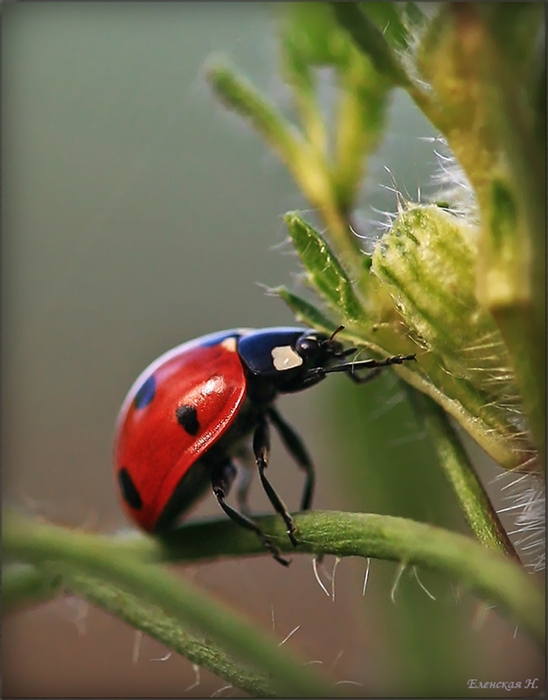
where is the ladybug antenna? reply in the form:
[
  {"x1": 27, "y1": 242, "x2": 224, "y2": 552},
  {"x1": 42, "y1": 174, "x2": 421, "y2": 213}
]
[
  {"x1": 328, "y1": 325, "x2": 345, "y2": 343},
  {"x1": 324, "y1": 325, "x2": 357, "y2": 358}
]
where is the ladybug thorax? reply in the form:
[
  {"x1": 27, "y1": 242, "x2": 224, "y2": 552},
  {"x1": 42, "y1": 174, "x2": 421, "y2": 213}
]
[{"x1": 236, "y1": 327, "x2": 340, "y2": 394}]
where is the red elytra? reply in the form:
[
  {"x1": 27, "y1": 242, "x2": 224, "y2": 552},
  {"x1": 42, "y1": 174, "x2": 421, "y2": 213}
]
[{"x1": 114, "y1": 333, "x2": 246, "y2": 532}]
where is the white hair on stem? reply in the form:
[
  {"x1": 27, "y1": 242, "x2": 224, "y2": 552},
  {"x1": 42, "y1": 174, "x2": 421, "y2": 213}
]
[
  {"x1": 413, "y1": 566, "x2": 437, "y2": 601},
  {"x1": 390, "y1": 562, "x2": 407, "y2": 604},
  {"x1": 278, "y1": 624, "x2": 301, "y2": 647},
  {"x1": 185, "y1": 665, "x2": 201, "y2": 693},
  {"x1": 362, "y1": 558, "x2": 372, "y2": 598},
  {"x1": 312, "y1": 555, "x2": 331, "y2": 598}
]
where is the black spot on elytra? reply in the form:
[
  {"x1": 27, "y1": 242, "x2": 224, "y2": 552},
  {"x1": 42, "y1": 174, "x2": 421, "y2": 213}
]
[
  {"x1": 133, "y1": 375, "x2": 156, "y2": 409},
  {"x1": 118, "y1": 468, "x2": 143, "y2": 510},
  {"x1": 176, "y1": 404, "x2": 200, "y2": 435}
]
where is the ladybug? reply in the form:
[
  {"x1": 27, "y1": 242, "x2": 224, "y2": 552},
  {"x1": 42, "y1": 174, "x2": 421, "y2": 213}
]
[{"x1": 114, "y1": 326, "x2": 415, "y2": 565}]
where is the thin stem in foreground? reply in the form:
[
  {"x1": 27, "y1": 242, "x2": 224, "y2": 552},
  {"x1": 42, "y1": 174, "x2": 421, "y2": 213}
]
[
  {"x1": 405, "y1": 386, "x2": 520, "y2": 561},
  {"x1": 3, "y1": 509, "x2": 544, "y2": 648}
]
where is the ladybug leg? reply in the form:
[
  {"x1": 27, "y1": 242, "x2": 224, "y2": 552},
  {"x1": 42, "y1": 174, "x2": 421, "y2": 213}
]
[
  {"x1": 253, "y1": 415, "x2": 298, "y2": 547},
  {"x1": 345, "y1": 366, "x2": 384, "y2": 385},
  {"x1": 266, "y1": 406, "x2": 315, "y2": 511},
  {"x1": 319, "y1": 353, "x2": 417, "y2": 383},
  {"x1": 211, "y1": 460, "x2": 291, "y2": 567}
]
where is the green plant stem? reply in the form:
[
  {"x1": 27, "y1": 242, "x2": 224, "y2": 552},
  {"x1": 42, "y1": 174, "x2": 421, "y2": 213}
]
[
  {"x1": 2, "y1": 563, "x2": 54, "y2": 610},
  {"x1": 3, "y1": 564, "x2": 276, "y2": 698},
  {"x1": 4, "y1": 509, "x2": 543, "y2": 648},
  {"x1": 2, "y1": 510, "x2": 335, "y2": 698},
  {"x1": 405, "y1": 387, "x2": 520, "y2": 561}
]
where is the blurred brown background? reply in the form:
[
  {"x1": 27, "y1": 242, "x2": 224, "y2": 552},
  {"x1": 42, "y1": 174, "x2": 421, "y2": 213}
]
[{"x1": 3, "y1": 3, "x2": 543, "y2": 697}]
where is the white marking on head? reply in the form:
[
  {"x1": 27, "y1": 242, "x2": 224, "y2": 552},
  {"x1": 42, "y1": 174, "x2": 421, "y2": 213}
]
[
  {"x1": 271, "y1": 345, "x2": 303, "y2": 371},
  {"x1": 220, "y1": 337, "x2": 238, "y2": 352}
]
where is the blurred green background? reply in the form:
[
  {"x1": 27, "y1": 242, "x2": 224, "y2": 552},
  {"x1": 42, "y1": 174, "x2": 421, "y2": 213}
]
[{"x1": 3, "y1": 3, "x2": 543, "y2": 697}]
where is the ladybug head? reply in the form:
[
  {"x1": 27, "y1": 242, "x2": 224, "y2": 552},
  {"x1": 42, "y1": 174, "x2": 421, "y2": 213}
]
[
  {"x1": 294, "y1": 325, "x2": 351, "y2": 368},
  {"x1": 263, "y1": 326, "x2": 357, "y2": 394}
]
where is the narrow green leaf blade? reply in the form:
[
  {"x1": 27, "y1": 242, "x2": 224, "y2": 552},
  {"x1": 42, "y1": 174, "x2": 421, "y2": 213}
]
[
  {"x1": 359, "y1": 2, "x2": 415, "y2": 50},
  {"x1": 329, "y1": 2, "x2": 410, "y2": 86},
  {"x1": 273, "y1": 286, "x2": 337, "y2": 333},
  {"x1": 206, "y1": 62, "x2": 304, "y2": 167},
  {"x1": 284, "y1": 212, "x2": 367, "y2": 324}
]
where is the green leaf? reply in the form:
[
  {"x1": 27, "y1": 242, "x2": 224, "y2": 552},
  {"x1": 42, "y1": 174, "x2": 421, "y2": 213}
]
[
  {"x1": 328, "y1": 2, "x2": 410, "y2": 86},
  {"x1": 359, "y1": 2, "x2": 417, "y2": 50},
  {"x1": 278, "y1": 3, "x2": 353, "y2": 67},
  {"x1": 272, "y1": 286, "x2": 337, "y2": 333},
  {"x1": 206, "y1": 61, "x2": 307, "y2": 174},
  {"x1": 206, "y1": 60, "x2": 332, "y2": 212},
  {"x1": 284, "y1": 213, "x2": 367, "y2": 325},
  {"x1": 330, "y1": 2, "x2": 443, "y2": 131}
]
